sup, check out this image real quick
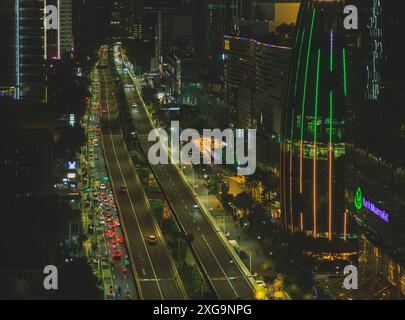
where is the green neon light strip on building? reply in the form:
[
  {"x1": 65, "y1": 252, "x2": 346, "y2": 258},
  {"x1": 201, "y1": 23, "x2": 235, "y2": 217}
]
[
  {"x1": 314, "y1": 49, "x2": 321, "y2": 145},
  {"x1": 330, "y1": 48, "x2": 333, "y2": 72},
  {"x1": 330, "y1": 91, "x2": 333, "y2": 144},
  {"x1": 330, "y1": 35, "x2": 333, "y2": 72},
  {"x1": 300, "y1": 8, "x2": 316, "y2": 141},
  {"x1": 295, "y1": 5, "x2": 305, "y2": 46},
  {"x1": 294, "y1": 29, "x2": 306, "y2": 96},
  {"x1": 342, "y1": 48, "x2": 347, "y2": 96}
]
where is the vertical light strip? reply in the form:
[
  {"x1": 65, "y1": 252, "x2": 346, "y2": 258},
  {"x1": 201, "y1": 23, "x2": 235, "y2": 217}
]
[
  {"x1": 342, "y1": 48, "x2": 347, "y2": 96},
  {"x1": 57, "y1": 0, "x2": 61, "y2": 59},
  {"x1": 44, "y1": 0, "x2": 48, "y2": 103},
  {"x1": 44, "y1": 0, "x2": 47, "y2": 59},
  {"x1": 295, "y1": 4, "x2": 305, "y2": 47},
  {"x1": 328, "y1": 91, "x2": 334, "y2": 241},
  {"x1": 330, "y1": 30, "x2": 334, "y2": 72},
  {"x1": 294, "y1": 29, "x2": 306, "y2": 96},
  {"x1": 313, "y1": 49, "x2": 321, "y2": 239},
  {"x1": 289, "y1": 110, "x2": 295, "y2": 231},
  {"x1": 300, "y1": 212, "x2": 304, "y2": 232},
  {"x1": 300, "y1": 8, "x2": 316, "y2": 197},
  {"x1": 281, "y1": 119, "x2": 288, "y2": 231},
  {"x1": 344, "y1": 209, "x2": 348, "y2": 241},
  {"x1": 16, "y1": 0, "x2": 20, "y2": 99},
  {"x1": 290, "y1": 151, "x2": 293, "y2": 231}
]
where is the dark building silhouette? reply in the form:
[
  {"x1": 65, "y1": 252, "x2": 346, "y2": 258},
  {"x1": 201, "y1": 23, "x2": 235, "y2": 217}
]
[{"x1": 346, "y1": 0, "x2": 405, "y2": 296}]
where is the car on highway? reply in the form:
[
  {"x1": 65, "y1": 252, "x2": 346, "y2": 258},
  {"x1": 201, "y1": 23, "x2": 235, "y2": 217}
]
[
  {"x1": 255, "y1": 280, "x2": 267, "y2": 288},
  {"x1": 101, "y1": 108, "x2": 108, "y2": 113},
  {"x1": 112, "y1": 251, "x2": 121, "y2": 261},
  {"x1": 124, "y1": 83, "x2": 134, "y2": 89},
  {"x1": 131, "y1": 102, "x2": 138, "y2": 108},
  {"x1": 106, "y1": 223, "x2": 116, "y2": 230},
  {"x1": 105, "y1": 230, "x2": 116, "y2": 238},
  {"x1": 124, "y1": 255, "x2": 130, "y2": 267},
  {"x1": 119, "y1": 186, "x2": 128, "y2": 195},
  {"x1": 105, "y1": 217, "x2": 113, "y2": 223},
  {"x1": 147, "y1": 235, "x2": 157, "y2": 245}
]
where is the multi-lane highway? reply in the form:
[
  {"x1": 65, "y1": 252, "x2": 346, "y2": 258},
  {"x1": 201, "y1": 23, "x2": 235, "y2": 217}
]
[
  {"x1": 83, "y1": 81, "x2": 138, "y2": 299},
  {"x1": 97, "y1": 46, "x2": 186, "y2": 300},
  {"x1": 113, "y1": 45, "x2": 257, "y2": 300}
]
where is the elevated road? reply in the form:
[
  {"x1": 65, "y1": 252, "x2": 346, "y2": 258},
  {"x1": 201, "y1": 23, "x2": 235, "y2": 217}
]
[
  {"x1": 113, "y1": 45, "x2": 257, "y2": 300},
  {"x1": 97, "y1": 46, "x2": 186, "y2": 300}
]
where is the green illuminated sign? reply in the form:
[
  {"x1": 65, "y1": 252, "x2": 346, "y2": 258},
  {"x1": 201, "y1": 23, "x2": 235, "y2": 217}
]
[{"x1": 354, "y1": 187, "x2": 363, "y2": 210}]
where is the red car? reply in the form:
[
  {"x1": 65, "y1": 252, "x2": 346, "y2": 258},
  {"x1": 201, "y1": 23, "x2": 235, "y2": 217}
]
[
  {"x1": 106, "y1": 222, "x2": 116, "y2": 229},
  {"x1": 112, "y1": 250, "x2": 121, "y2": 257},
  {"x1": 112, "y1": 251, "x2": 121, "y2": 261},
  {"x1": 105, "y1": 230, "x2": 116, "y2": 238}
]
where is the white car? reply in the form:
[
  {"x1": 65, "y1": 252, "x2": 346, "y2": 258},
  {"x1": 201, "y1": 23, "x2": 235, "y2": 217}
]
[{"x1": 147, "y1": 235, "x2": 157, "y2": 245}]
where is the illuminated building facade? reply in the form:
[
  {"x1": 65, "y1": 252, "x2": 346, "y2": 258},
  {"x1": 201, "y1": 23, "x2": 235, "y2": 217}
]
[
  {"x1": 346, "y1": 0, "x2": 405, "y2": 296},
  {"x1": 60, "y1": 0, "x2": 73, "y2": 54},
  {"x1": 208, "y1": 0, "x2": 249, "y2": 61},
  {"x1": 45, "y1": 0, "x2": 73, "y2": 59},
  {"x1": 0, "y1": 0, "x2": 45, "y2": 101},
  {"x1": 224, "y1": 35, "x2": 291, "y2": 167},
  {"x1": 280, "y1": 0, "x2": 353, "y2": 242}
]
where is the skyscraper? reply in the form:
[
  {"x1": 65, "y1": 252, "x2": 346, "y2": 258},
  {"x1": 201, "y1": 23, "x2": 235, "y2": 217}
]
[
  {"x1": 208, "y1": 0, "x2": 247, "y2": 61},
  {"x1": 60, "y1": 0, "x2": 73, "y2": 54},
  {"x1": 280, "y1": 0, "x2": 353, "y2": 244},
  {"x1": 0, "y1": 0, "x2": 45, "y2": 101},
  {"x1": 346, "y1": 0, "x2": 405, "y2": 296}
]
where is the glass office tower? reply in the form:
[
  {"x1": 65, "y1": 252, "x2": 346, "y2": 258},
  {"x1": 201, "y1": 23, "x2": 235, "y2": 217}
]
[
  {"x1": 0, "y1": 0, "x2": 45, "y2": 101},
  {"x1": 280, "y1": 0, "x2": 353, "y2": 244}
]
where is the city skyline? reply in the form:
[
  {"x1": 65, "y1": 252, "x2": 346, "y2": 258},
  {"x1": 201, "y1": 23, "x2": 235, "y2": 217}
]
[{"x1": 0, "y1": 0, "x2": 404, "y2": 302}]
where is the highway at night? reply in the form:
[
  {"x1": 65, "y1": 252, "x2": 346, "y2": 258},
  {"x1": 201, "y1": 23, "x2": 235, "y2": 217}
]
[
  {"x1": 112, "y1": 45, "x2": 257, "y2": 300},
  {"x1": 97, "y1": 46, "x2": 186, "y2": 300}
]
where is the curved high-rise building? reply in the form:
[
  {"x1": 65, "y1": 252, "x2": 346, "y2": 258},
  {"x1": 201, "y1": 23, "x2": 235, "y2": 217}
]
[{"x1": 280, "y1": 0, "x2": 352, "y2": 242}]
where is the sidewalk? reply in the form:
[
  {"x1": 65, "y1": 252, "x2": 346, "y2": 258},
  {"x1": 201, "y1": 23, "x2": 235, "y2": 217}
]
[{"x1": 181, "y1": 167, "x2": 276, "y2": 280}]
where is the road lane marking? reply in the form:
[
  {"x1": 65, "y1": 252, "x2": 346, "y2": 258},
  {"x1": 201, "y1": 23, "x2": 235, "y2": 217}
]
[
  {"x1": 104, "y1": 74, "x2": 164, "y2": 300},
  {"x1": 201, "y1": 234, "x2": 238, "y2": 299}
]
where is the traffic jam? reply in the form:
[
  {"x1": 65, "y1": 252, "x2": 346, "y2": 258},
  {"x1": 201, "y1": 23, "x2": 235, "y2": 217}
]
[{"x1": 88, "y1": 96, "x2": 134, "y2": 299}]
